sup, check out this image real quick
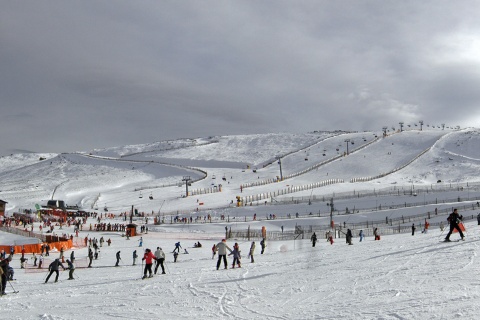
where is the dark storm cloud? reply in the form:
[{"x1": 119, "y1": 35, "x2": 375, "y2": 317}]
[{"x1": 1, "y1": 1, "x2": 480, "y2": 156}]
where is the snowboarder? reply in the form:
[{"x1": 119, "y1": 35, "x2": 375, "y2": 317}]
[
  {"x1": 133, "y1": 250, "x2": 138, "y2": 266},
  {"x1": 444, "y1": 209, "x2": 465, "y2": 242},
  {"x1": 229, "y1": 243, "x2": 241, "y2": 268},
  {"x1": 248, "y1": 242, "x2": 255, "y2": 263},
  {"x1": 142, "y1": 248, "x2": 155, "y2": 279},
  {"x1": 311, "y1": 232, "x2": 317, "y2": 247},
  {"x1": 45, "y1": 259, "x2": 66, "y2": 283},
  {"x1": 260, "y1": 238, "x2": 266, "y2": 254},
  {"x1": 66, "y1": 259, "x2": 75, "y2": 280},
  {"x1": 215, "y1": 239, "x2": 232, "y2": 270},
  {"x1": 115, "y1": 251, "x2": 121, "y2": 266},
  {"x1": 154, "y1": 247, "x2": 166, "y2": 274}
]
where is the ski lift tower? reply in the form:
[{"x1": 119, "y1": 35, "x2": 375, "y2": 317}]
[
  {"x1": 344, "y1": 139, "x2": 350, "y2": 155},
  {"x1": 327, "y1": 198, "x2": 334, "y2": 229},
  {"x1": 276, "y1": 156, "x2": 283, "y2": 181},
  {"x1": 182, "y1": 176, "x2": 192, "y2": 197}
]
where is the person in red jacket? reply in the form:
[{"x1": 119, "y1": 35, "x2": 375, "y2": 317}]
[{"x1": 142, "y1": 248, "x2": 155, "y2": 279}]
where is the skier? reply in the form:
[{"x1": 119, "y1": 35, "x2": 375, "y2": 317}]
[
  {"x1": 115, "y1": 251, "x2": 121, "y2": 267},
  {"x1": 133, "y1": 250, "x2": 138, "y2": 266},
  {"x1": 138, "y1": 237, "x2": 143, "y2": 247},
  {"x1": 70, "y1": 251, "x2": 75, "y2": 263},
  {"x1": 346, "y1": 229, "x2": 353, "y2": 245},
  {"x1": 260, "y1": 238, "x2": 266, "y2": 254},
  {"x1": 311, "y1": 232, "x2": 317, "y2": 247},
  {"x1": 142, "y1": 248, "x2": 155, "y2": 279},
  {"x1": 248, "y1": 241, "x2": 255, "y2": 263},
  {"x1": 412, "y1": 223, "x2": 416, "y2": 236},
  {"x1": 66, "y1": 259, "x2": 75, "y2": 280},
  {"x1": 422, "y1": 220, "x2": 430, "y2": 234},
  {"x1": 374, "y1": 228, "x2": 380, "y2": 240},
  {"x1": 215, "y1": 239, "x2": 232, "y2": 270},
  {"x1": 173, "y1": 242, "x2": 182, "y2": 253},
  {"x1": 0, "y1": 255, "x2": 12, "y2": 295},
  {"x1": 88, "y1": 248, "x2": 93, "y2": 268},
  {"x1": 45, "y1": 258, "x2": 66, "y2": 283},
  {"x1": 31, "y1": 252, "x2": 38, "y2": 266},
  {"x1": 229, "y1": 243, "x2": 241, "y2": 268},
  {"x1": 440, "y1": 221, "x2": 445, "y2": 231},
  {"x1": 444, "y1": 209, "x2": 465, "y2": 242},
  {"x1": 38, "y1": 254, "x2": 44, "y2": 269},
  {"x1": 212, "y1": 244, "x2": 217, "y2": 259},
  {"x1": 154, "y1": 247, "x2": 166, "y2": 274},
  {"x1": 359, "y1": 230, "x2": 364, "y2": 242},
  {"x1": 173, "y1": 251, "x2": 178, "y2": 262}
]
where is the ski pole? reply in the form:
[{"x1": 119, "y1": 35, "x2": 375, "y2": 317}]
[{"x1": 8, "y1": 280, "x2": 18, "y2": 293}]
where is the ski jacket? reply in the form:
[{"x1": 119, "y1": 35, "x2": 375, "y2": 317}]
[
  {"x1": 143, "y1": 251, "x2": 155, "y2": 264},
  {"x1": 66, "y1": 260, "x2": 75, "y2": 270},
  {"x1": 229, "y1": 248, "x2": 241, "y2": 259},
  {"x1": 215, "y1": 241, "x2": 232, "y2": 255},
  {"x1": 49, "y1": 259, "x2": 65, "y2": 271},
  {"x1": 154, "y1": 249, "x2": 165, "y2": 259}
]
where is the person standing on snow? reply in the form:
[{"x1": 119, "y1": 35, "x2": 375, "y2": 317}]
[
  {"x1": 412, "y1": 223, "x2": 416, "y2": 236},
  {"x1": 422, "y1": 220, "x2": 430, "y2": 233},
  {"x1": 88, "y1": 248, "x2": 94, "y2": 268},
  {"x1": 154, "y1": 247, "x2": 166, "y2": 274},
  {"x1": 359, "y1": 230, "x2": 365, "y2": 242},
  {"x1": 133, "y1": 250, "x2": 138, "y2": 266},
  {"x1": 444, "y1": 209, "x2": 465, "y2": 242},
  {"x1": 45, "y1": 258, "x2": 65, "y2": 283},
  {"x1": 142, "y1": 248, "x2": 155, "y2": 279},
  {"x1": 248, "y1": 242, "x2": 255, "y2": 263},
  {"x1": 229, "y1": 243, "x2": 241, "y2": 268},
  {"x1": 212, "y1": 244, "x2": 217, "y2": 259},
  {"x1": 260, "y1": 238, "x2": 266, "y2": 254},
  {"x1": 215, "y1": 239, "x2": 232, "y2": 270},
  {"x1": 115, "y1": 251, "x2": 121, "y2": 267},
  {"x1": 346, "y1": 229, "x2": 353, "y2": 245},
  {"x1": 311, "y1": 232, "x2": 317, "y2": 247},
  {"x1": 66, "y1": 259, "x2": 75, "y2": 280}
]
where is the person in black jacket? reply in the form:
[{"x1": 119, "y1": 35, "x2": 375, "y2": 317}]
[
  {"x1": 45, "y1": 259, "x2": 66, "y2": 283},
  {"x1": 445, "y1": 209, "x2": 465, "y2": 242},
  {"x1": 66, "y1": 259, "x2": 75, "y2": 280},
  {"x1": 115, "y1": 251, "x2": 121, "y2": 266},
  {"x1": 0, "y1": 255, "x2": 12, "y2": 295},
  {"x1": 311, "y1": 233, "x2": 317, "y2": 247}
]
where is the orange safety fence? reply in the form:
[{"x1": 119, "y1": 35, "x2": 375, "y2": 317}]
[{"x1": 0, "y1": 240, "x2": 73, "y2": 255}]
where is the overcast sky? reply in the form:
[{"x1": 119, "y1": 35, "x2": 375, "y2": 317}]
[{"x1": 1, "y1": 1, "x2": 480, "y2": 156}]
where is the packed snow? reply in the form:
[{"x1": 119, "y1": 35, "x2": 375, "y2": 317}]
[{"x1": 1, "y1": 127, "x2": 480, "y2": 319}]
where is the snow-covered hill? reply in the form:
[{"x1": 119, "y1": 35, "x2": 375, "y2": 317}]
[{"x1": 1, "y1": 127, "x2": 479, "y2": 215}]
